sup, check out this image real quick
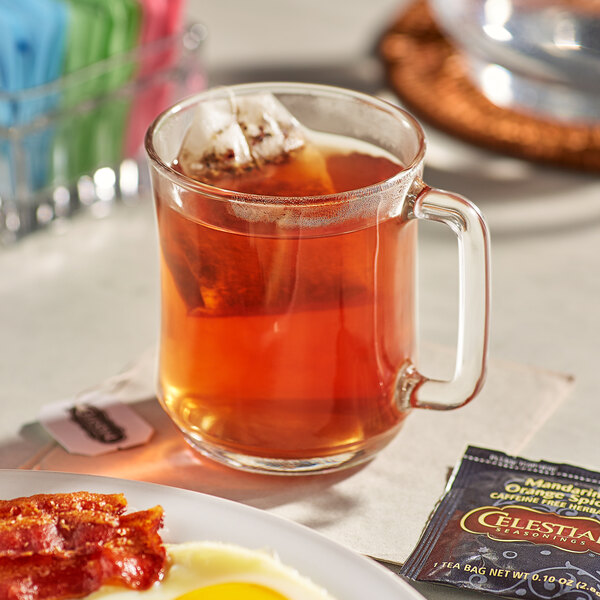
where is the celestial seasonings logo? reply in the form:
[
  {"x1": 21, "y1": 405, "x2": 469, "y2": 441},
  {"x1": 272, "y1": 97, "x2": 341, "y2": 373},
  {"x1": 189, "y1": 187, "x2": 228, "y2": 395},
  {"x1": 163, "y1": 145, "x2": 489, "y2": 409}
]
[{"x1": 460, "y1": 505, "x2": 600, "y2": 554}]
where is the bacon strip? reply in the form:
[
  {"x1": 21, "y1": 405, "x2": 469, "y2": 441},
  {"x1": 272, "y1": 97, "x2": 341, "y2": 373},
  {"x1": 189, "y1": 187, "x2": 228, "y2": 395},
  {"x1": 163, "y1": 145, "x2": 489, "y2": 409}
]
[
  {"x1": 0, "y1": 552, "x2": 108, "y2": 600},
  {"x1": 0, "y1": 492, "x2": 127, "y2": 519},
  {"x1": 0, "y1": 493, "x2": 126, "y2": 557},
  {"x1": 101, "y1": 506, "x2": 166, "y2": 588},
  {"x1": 0, "y1": 493, "x2": 166, "y2": 599}
]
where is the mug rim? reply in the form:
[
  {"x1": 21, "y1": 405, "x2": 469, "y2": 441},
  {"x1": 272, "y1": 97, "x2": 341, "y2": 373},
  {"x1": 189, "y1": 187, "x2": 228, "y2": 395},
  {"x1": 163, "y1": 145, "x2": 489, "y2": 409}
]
[{"x1": 145, "y1": 82, "x2": 427, "y2": 207}]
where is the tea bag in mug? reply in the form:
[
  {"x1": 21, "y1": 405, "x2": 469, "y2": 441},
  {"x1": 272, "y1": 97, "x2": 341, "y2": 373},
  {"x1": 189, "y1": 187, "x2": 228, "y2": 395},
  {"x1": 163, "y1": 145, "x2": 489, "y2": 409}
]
[{"x1": 177, "y1": 92, "x2": 333, "y2": 193}]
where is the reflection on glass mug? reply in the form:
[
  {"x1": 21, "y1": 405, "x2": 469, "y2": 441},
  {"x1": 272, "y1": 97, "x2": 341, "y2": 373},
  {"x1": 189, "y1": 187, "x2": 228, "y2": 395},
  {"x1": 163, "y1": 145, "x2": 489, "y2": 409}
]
[{"x1": 145, "y1": 83, "x2": 490, "y2": 475}]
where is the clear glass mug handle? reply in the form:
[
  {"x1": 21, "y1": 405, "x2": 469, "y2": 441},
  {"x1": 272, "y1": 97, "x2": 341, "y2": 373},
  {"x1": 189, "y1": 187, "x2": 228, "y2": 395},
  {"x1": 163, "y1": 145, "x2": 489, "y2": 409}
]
[{"x1": 397, "y1": 180, "x2": 491, "y2": 411}]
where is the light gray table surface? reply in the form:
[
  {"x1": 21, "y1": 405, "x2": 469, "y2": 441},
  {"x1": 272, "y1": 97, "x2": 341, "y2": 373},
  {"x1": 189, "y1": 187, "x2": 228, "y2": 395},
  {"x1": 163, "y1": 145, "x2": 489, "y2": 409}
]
[{"x1": 0, "y1": 0, "x2": 599, "y2": 597}]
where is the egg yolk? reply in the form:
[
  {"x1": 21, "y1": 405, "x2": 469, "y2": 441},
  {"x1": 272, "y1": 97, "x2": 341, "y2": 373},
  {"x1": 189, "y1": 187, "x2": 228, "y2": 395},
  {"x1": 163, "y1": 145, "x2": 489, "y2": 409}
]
[{"x1": 176, "y1": 582, "x2": 289, "y2": 600}]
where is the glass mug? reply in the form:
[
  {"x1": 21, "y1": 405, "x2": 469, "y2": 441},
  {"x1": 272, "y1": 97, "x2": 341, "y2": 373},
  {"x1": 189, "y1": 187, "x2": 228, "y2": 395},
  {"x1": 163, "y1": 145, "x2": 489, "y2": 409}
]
[{"x1": 145, "y1": 82, "x2": 490, "y2": 475}]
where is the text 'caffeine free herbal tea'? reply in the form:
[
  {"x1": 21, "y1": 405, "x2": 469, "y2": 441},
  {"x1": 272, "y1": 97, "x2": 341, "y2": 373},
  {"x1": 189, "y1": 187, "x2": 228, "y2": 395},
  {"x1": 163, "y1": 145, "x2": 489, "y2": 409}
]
[{"x1": 402, "y1": 446, "x2": 600, "y2": 600}]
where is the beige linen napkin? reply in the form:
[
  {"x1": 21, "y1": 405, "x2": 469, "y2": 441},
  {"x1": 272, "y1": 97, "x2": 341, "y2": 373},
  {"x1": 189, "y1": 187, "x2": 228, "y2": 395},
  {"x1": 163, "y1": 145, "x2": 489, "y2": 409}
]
[{"x1": 15, "y1": 345, "x2": 573, "y2": 564}]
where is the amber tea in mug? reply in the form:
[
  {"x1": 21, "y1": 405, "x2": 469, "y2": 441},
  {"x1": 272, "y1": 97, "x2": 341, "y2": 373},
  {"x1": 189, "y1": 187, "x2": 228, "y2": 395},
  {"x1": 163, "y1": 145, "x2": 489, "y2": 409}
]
[{"x1": 146, "y1": 83, "x2": 490, "y2": 474}]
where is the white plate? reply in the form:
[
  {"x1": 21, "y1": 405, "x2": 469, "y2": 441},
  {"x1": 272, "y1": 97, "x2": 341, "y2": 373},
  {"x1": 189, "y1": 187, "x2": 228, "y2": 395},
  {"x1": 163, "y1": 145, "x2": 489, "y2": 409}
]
[{"x1": 0, "y1": 469, "x2": 423, "y2": 600}]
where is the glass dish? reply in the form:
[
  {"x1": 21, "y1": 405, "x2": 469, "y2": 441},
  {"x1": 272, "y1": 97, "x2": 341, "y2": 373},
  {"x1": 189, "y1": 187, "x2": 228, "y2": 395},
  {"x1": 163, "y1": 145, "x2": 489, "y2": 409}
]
[
  {"x1": 429, "y1": 0, "x2": 600, "y2": 124},
  {"x1": 0, "y1": 23, "x2": 205, "y2": 244}
]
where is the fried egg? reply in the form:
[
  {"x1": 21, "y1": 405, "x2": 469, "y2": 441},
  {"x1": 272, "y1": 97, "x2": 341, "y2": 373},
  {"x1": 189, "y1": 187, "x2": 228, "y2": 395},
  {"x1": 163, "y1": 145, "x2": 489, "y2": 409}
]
[{"x1": 87, "y1": 541, "x2": 337, "y2": 600}]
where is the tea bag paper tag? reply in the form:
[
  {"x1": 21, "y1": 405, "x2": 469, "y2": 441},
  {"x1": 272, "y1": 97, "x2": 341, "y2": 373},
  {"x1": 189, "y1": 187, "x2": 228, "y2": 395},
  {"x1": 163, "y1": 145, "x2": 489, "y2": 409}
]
[{"x1": 39, "y1": 393, "x2": 154, "y2": 456}]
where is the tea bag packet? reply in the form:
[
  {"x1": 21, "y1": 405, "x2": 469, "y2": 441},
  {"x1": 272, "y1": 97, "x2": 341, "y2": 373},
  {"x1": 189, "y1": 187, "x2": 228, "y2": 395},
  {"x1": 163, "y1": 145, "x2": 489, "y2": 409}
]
[
  {"x1": 0, "y1": 0, "x2": 68, "y2": 124},
  {"x1": 402, "y1": 446, "x2": 600, "y2": 600},
  {"x1": 57, "y1": 0, "x2": 142, "y2": 181},
  {"x1": 0, "y1": 0, "x2": 67, "y2": 196},
  {"x1": 177, "y1": 92, "x2": 333, "y2": 193}
]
